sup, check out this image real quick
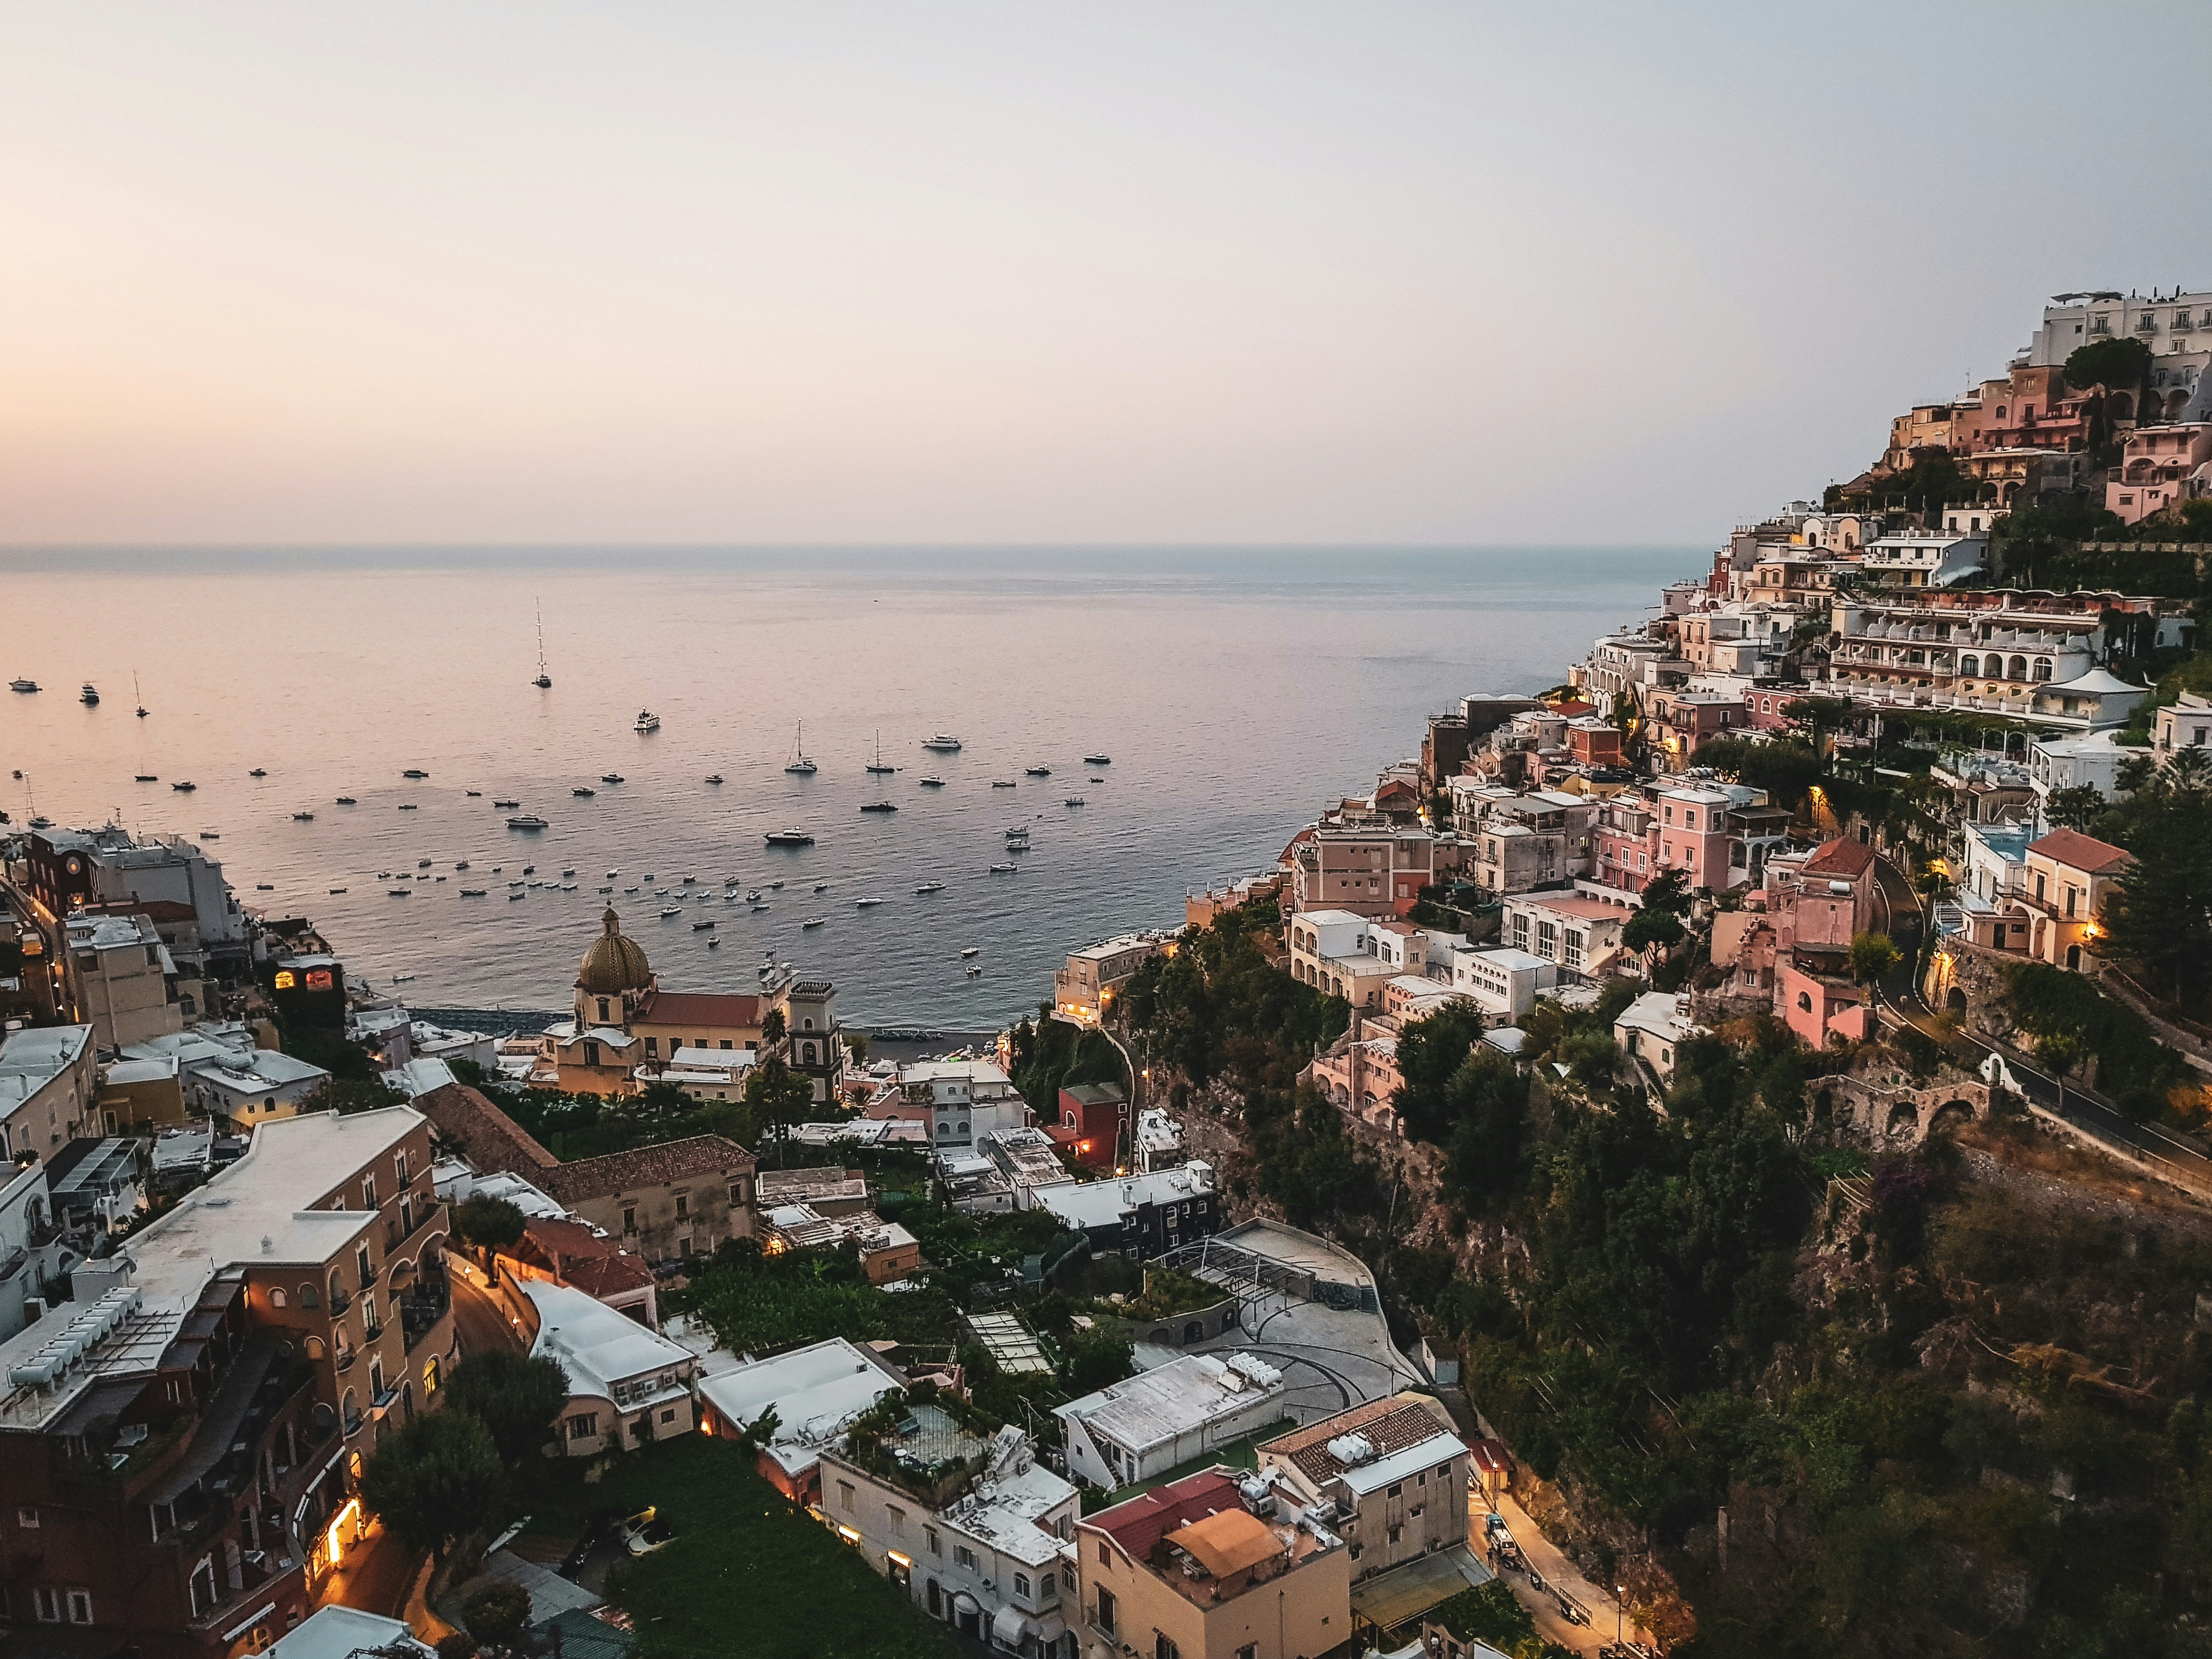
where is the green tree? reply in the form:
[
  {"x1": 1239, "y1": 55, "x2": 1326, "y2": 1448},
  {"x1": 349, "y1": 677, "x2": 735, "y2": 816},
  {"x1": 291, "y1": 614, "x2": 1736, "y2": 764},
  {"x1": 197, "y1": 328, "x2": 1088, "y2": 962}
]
[
  {"x1": 358, "y1": 1407, "x2": 505, "y2": 1560},
  {"x1": 2045, "y1": 785, "x2": 2108, "y2": 832},
  {"x1": 325, "y1": 1077, "x2": 405, "y2": 1115},
  {"x1": 461, "y1": 1582, "x2": 532, "y2": 1646},
  {"x1": 1639, "y1": 867, "x2": 1693, "y2": 916},
  {"x1": 1623, "y1": 907, "x2": 1686, "y2": 957},
  {"x1": 450, "y1": 1195, "x2": 527, "y2": 1252},
  {"x1": 2063, "y1": 335, "x2": 2152, "y2": 396},
  {"x1": 1063, "y1": 1328, "x2": 1136, "y2": 1395},
  {"x1": 441, "y1": 1350, "x2": 572, "y2": 1464},
  {"x1": 2096, "y1": 791, "x2": 2212, "y2": 1005},
  {"x1": 1848, "y1": 932, "x2": 1903, "y2": 985},
  {"x1": 743, "y1": 1054, "x2": 815, "y2": 1160},
  {"x1": 1782, "y1": 697, "x2": 1855, "y2": 760},
  {"x1": 1392, "y1": 1003, "x2": 1491, "y2": 1141}
]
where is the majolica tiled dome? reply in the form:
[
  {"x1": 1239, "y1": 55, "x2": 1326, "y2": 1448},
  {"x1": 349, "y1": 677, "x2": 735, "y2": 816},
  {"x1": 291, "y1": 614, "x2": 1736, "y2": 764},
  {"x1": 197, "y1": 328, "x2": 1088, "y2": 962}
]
[{"x1": 578, "y1": 908, "x2": 652, "y2": 994}]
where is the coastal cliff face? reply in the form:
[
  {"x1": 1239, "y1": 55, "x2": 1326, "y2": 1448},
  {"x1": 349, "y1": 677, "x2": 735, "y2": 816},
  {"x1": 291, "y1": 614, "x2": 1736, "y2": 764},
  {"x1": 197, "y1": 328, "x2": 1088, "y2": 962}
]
[{"x1": 1110, "y1": 901, "x2": 2212, "y2": 1658}]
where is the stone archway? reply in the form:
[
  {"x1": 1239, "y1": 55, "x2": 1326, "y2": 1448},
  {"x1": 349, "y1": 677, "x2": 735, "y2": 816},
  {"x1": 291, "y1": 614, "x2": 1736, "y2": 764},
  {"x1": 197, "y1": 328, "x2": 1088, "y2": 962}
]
[
  {"x1": 1885, "y1": 1103, "x2": 1921, "y2": 1143},
  {"x1": 1927, "y1": 1100, "x2": 1974, "y2": 1138},
  {"x1": 1947, "y1": 985, "x2": 1968, "y2": 1014}
]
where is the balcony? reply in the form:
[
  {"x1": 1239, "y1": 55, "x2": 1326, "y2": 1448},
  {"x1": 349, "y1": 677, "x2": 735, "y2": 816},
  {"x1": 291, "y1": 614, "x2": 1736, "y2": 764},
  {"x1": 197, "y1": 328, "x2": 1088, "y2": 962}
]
[{"x1": 327, "y1": 1287, "x2": 351, "y2": 1315}]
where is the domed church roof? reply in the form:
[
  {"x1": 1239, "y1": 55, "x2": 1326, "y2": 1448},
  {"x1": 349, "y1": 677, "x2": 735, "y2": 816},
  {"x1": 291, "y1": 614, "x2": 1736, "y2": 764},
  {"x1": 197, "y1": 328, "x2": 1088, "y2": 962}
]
[{"x1": 578, "y1": 907, "x2": 653, "y2": 995}]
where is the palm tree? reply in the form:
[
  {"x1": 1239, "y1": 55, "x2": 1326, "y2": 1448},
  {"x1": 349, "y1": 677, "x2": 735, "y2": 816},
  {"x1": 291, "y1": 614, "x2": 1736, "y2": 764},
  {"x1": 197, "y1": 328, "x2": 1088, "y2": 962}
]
[
  {"x1": 2166, "y1": 747, "x2": 2212, "y2": 793},
  {"x1": 2116, "y1": 752, "x2": 2160, "y2": 795}
]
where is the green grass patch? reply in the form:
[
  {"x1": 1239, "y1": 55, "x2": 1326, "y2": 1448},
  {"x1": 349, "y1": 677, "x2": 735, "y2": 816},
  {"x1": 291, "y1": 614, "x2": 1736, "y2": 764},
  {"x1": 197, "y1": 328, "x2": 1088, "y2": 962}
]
[{"x1": 598, "y1": 1437, "x2": 962, "y2": 1659}]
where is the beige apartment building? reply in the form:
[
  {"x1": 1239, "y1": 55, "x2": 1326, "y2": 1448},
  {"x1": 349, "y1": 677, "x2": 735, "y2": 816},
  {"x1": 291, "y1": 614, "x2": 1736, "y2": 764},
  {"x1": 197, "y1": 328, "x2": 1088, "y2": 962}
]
[
  {"x1": 1285, "y1": 826, "x2": 1437, "y2": 922},
  {"x1": 1054, "y1": 933, "x2": 1175, "y2": 1025},
  {"x1": 1259, "y1": 1396, "x2": 1469, "y2": 1586},
  {"x1": 1076, "y1": 1467, "x2": 1350, "y2": 1659},
  {"x1": 66, "y1": 913, "x2": 190, "y2": 1051}
]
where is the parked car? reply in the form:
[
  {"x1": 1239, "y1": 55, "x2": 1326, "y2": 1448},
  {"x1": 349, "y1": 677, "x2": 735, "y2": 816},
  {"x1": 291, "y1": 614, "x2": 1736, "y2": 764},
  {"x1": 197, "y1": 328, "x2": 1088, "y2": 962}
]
[{"x1": 618, "y1": 1506, "x2": 676, "y2": 1555}]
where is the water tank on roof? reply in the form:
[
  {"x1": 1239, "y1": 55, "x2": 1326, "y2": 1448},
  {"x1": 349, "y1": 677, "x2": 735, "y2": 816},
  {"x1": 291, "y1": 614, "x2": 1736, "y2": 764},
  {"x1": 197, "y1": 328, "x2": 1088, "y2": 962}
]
[
  {"x1": 1326, "y1": 1433, "x2": 1375, "y2": 1466},
  {"x1": 1829, "y1": 881, "x2": 1852, "y2": 895}
]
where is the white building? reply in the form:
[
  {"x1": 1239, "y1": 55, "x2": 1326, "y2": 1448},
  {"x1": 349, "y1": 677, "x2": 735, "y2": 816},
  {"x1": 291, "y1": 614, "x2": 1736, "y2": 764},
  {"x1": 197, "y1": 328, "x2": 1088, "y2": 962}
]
[
  {"x1": 651, "y1": 1045, "x2": 759, "y2": 1102},
  {"x1": 1436, "y1": 946, "x2": 1555, "y2": 1023},
  {"x1": 0, "y1": 1160, "x2": 74, "y2": 1341},
  {"x1": 696, "y1": 1335, "x2": 906, "y2": 1501},
  {"x1": 879, "y1": 1059, "x2": 1031, "y2": 1150},
  {"x1": 820, "y1": 1425, "x2": 1081, "y2": 1651},
  {"x1": 2157, "y1": 690, "x2": 2212, "y2": 754},
  {"x1": 1054, "y1": 1351, "x2": 1289, "y2": 1489},
  {"x1": 0, "y1": 1023, "x2": 97, "y2": 1161},
  {"x1": 2028, "y1": 729, "x2": 2131, "y2": 804},
  {"x1": 268, "y1": 1605, "x2": 436, "y2": 1659},
  {"x1": 2025, "y1": 290, "x2": 2209, "y2": 422},
  {"x1": 522, "y1": 1277, "x2": 699, "y2": 1458},
  {"x1": 1859, "y1": 532, "x2": 1985, "y2": 589},
  {"x1": 1613, "y1": 991, "x2": 1706, "y2": 1086}
]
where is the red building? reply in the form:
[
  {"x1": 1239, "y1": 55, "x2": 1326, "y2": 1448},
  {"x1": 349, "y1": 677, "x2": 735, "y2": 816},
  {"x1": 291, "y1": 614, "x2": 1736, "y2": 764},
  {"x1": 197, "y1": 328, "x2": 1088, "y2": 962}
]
[{"x1": 1052, "y1": 1082, "x2": 1127, "y2": 1170}]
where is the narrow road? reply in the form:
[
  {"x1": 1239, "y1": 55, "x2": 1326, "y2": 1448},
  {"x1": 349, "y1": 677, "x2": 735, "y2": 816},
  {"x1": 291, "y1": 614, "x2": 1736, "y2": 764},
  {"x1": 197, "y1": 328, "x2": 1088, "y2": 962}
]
[
  {"x1": 1875, "y1": 989, "x2": 2212, "y2": 1193},
  {"x1": 1472, "y1": 1493, "x2": 1631, "y2": 1655},
  {"x1": 319, "y1": 1516, "x2": 419, "y2": 1621},
  {"x1": 450, "y1": 1269, "x2": 527, "y2": 1359}
]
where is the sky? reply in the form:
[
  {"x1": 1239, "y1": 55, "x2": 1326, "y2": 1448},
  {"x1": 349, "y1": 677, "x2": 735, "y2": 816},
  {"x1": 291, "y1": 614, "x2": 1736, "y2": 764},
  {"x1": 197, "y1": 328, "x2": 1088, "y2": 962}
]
[{"x1": 3, "y1": 2, "x2": 2207, "y2": 547}]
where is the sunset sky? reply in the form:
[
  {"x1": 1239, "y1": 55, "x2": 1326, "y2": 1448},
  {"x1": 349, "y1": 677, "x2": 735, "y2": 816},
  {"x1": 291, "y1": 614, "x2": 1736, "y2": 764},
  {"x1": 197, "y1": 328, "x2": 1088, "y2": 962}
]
[{"x1": 4, "y1": 2, "x2": 2205, "y2": 545}]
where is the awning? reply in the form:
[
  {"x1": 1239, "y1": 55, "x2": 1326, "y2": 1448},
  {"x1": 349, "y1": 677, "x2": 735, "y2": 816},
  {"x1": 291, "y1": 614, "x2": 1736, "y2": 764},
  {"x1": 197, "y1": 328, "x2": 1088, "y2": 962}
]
[
  {"x1": 949, "y1": 1591, "x2": 981, "y2": 1617},
  {"x1": 146, "y1": 1339, "x2": 282, "y2": 1504},
  {"x1": 990, "y1": 1606, "x2": 1031, "y2": 1649}
]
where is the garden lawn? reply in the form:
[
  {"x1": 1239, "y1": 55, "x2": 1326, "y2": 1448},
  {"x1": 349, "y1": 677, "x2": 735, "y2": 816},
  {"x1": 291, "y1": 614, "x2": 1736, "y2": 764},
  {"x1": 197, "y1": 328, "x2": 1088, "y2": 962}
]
[{"x1": 597, "y1": 1437, "x2": 962, "y2": 1659}]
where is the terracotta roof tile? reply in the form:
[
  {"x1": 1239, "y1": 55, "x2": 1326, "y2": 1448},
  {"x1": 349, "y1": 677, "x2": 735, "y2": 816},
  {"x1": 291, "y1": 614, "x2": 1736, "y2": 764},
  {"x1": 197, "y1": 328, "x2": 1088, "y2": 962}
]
[
  {"x1": 1802, "y1": 838, "x2": 1876, "y2": 878},
  {"x1": 539, "y1": 1134, "x2": 755, "y2": 1203},
  {"x1": 631, "y1": 991, "x2": 763, "y2": 1029},
  {"x1": 1261, "y1": 1399, "x2": 1458, "y2": 1486},
  {"x1": 1088, "y1": 1470, "x2": 1245, "y2": 1560},
  {"x1": 418, "y1": 1082, "x2": 560, "y2": 1173},
  {"x1": 2027, "y1": 827, "x2": 2132, "y2": 875}
]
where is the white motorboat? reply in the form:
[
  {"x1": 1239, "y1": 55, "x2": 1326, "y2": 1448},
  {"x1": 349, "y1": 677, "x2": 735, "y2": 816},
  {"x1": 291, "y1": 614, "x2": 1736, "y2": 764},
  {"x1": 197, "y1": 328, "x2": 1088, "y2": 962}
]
[
  {"x1": 802, "y1": 916, "x2": 826, "y2": 928},
  {"x1": 658, "y1": 905, "x2": 681, "y2": 918},
  {"x1": 634, "y1": 709, "x2": 660, "y2": 733},
  {"x1": 989, "y1": 862, "x2": 1017, "y2": 873},
  {"x1": 960, "y1": 947, "x2": 980, "y2": 958},
  {"x1": 855, "y1": 897, "x2": 885, "y2": 907},
  {"x1": 919, "y1": 776, "x2": 946, "y2": 787},
  {"x1": 922, "y1": 733, "x2": 962, "y2": 752},
  {"x1": 506, "y1": 815, "x2": 549, "y2": 830},
  {"x1": 915, "y1": 881, "x2": 945, "y2": 894}
]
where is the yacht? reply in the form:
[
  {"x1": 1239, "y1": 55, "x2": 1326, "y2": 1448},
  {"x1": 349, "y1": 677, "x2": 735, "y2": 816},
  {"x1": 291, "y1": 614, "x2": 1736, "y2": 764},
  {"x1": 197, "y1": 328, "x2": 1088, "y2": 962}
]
[
  {"x1": 691, "y1": 919, "x2": 716, "y2": 932},
  {"x1": 198, "y1": 831, "x2": 218, "y2": 840},
  {"x1": 291, "y1": 811, "x2": 315, "y2": 821},
  {"x1": 493, "y1": 799, "x2": 521, "y2": 809},
  {"x1": 960, "y1": 947, "x2": 980, "y2": 958},
  {"x1": 532, "y1": 600, "x2": 553, "y2": 689},
  {"x1": 509, "y1": 890, "x2": 526, "y2": 900},
  {"x1": 249, "y1": 768, "x2": 267, "y2": 777},
  {"x1": 919, "y1": 776, "x2": 946, "y2": 788},
  {"x1": 802, "y1": 916, "x2": 826, "y2": 929},
  {"x1": 172, "y1": 780, "x2": 196, "y2": 792},
  {"x1": 335, "y1": 796, "x2": 357, "y2": 805},
  {"x1": 523, "y1": 865, "x2": 536, "y2": 874},
  {"x1": 600, "y1": 885, "x2": 614, "y2": 894},
  {"x1": 1084, "y1": 753, "x2": 1112, "y2": 765},
  {"x1": 573, "y1": 786, "x2": 596, "y2": 797},
  {"x1": 764, "y1": 828, "x2": 814, "y2": 847},
  {"x1": 866, "y1": 732, "x2": 896, "y2": 774},
  {"x1": 25, "y1": 816, "x2": 51, "y2": 830},
  {"x1": 744, "y1": 890, "x2": 763, "y2": 903},
  {"x1": 1005, "y1": 826, "x2": 1030, "y2": 844},
  {"x1": 506, "y1": 814, "x2": 549, "y2": 831},
  {"x1": 330, "y1": 887, "x2": 347, "y2": 895},
  {"x1": 634, "y1": 709, "x2": 660, "y2": 733},
  {"x1": 388, "y1": 888, "x2": 411, "y2": 898},
  {"x1": 461, "y1": 888, "x2": 487, "y2": 897},
  {"x1": 784, "y1": 721, "x2": 817, "y2": 775},
  {"x1": 991, "y1": 780, "x2": 1017, "y2": 788},
  {"x1": 134, "y1": 673, "x2": 148, "y2": 718},
  {"x1": 136, "y1": 774, "x2": 158, "y2": 782},
  {"x1": 601, "y1": 773, "x2": 624, "y2": 784},
  {"x1": 466, "y1": 790, "x2": 481, "y2": 797},
  {"x1": 1064, "y1": 796, "x2": 1086, "y2": 806},
  {"x1": 922, "y1": 734, "x2": 963, "y2": 752},
  {"x1": 813, "y1": 882, "x2": 830, "y2": 892},
  {"x1": 705, "y1": 774, "x2": 724, "y2": 785},
  {"x1": 403, "y1": 769, "x2": 428, "y2": 779},
  {"x1": 855, "y1": 897, "x2": 884, "y2": 908},
  {"x1": 562, "y1": 867, "x2": 577, "y2": 877},
  {"x1": 967, "y1": 964, "x2": 984, "y2": 977},
  {"x1": 707, "y1": 936, "x2": 720, "y2": 949},
  {"x1": 456, "y1": 861, "x2": 470, "y2": 870},
  {"x1": 860, "y1": 800, "x2": 897, "y2": 814},
  {"x1": 418, "y1": 859, "x2": 433, "y2": 868},
  {"x1": 1024, "y1": 766, "x2": 1051, "y2": 777},
  {"x1": 398, "y1": 803, "x2": 419, "y2": 810},
  {"x1": 989, "y1": 862, "x2": 1017, "y2": 874},
  {"x1": 1090, "y1": 775, "x2": 1105, "y2": 783},
  {"x1": 658, "y1": 905, "x2": 682, "y2": 918},
  {"x1": 915, "y1": 881, "x2": 945, "y2": 895},
  {"x1": 8, "y1": 679, "x2": 37, "y2": 693},
  {"x1": 80, "y1": 682, "x2": 99, "y2": 706},
  {"x1": 680, "y1": 873, "x2": 695, "y2": 883}
]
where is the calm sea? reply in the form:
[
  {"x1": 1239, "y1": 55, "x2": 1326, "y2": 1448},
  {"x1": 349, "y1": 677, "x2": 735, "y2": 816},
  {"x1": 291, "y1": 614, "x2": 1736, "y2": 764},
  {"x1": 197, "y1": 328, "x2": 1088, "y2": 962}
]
[{"x1": 0, "y1": 547, "x2": 1694, "y2": 1028}]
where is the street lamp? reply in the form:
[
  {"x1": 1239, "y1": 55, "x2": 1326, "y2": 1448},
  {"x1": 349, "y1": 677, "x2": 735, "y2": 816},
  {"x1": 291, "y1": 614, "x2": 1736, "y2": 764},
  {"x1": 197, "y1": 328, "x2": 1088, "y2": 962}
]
[{"x1": 1616, "y1": 1585, "x2": 1624, "y2": 1646}]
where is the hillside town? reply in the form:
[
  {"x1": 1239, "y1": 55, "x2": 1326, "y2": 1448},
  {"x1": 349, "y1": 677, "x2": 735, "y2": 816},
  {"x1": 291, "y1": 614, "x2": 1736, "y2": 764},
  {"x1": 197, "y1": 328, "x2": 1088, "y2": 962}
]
[{"x1": 5, "y1": 286, "x2": 2212, "y2": 1659}]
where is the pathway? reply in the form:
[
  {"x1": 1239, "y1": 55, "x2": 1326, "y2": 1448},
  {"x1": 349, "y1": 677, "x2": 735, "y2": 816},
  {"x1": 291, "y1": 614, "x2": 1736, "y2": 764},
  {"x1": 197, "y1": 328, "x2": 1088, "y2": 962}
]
[{"x1": 1474, "y1": 1492, "x2": 1637, "y2": 1656}]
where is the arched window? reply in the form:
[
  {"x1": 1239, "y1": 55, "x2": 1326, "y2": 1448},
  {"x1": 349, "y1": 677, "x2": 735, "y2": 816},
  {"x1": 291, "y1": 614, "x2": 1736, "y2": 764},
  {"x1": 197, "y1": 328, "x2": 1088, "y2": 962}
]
[
  {"x1": 424, "y1": 1358, "x2": 441, "y2": 1394},
  {"x1": 2007, "y1": 656, "x2": 2027, "y2": 680},
  {"x1": 1959, "y1": 654, "x2": 1978, "y2": 676},
  {"x1": 2034, "y1": 659, "x2": 2053, "y2": 681},
  {"x1": 1797, "y1": 991, "x2": 1813, "y2": 1013},
  {"x1": 269, "y1": 1288, "x2": 287, "y2": 1308},
  {"x1": 304, "y1": 1336, "x2": 326, "y2": 1359},
  {"x1": 801, "y1": 1042, "x2": 817, "y2": 1065}
]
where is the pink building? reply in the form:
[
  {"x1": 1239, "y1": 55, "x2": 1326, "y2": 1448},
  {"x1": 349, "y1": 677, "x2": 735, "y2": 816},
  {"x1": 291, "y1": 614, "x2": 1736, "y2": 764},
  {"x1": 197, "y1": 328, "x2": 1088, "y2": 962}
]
[
  {"x1": 2105, "y1": 423, "x2": 2211, "y2": 524},
  {"x1": 1740, "y1": 687, "x2": 1807, "y2": 731},
  {"x1": 1651, "y1": 786, "x2": 1733, "y2": 890}
]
